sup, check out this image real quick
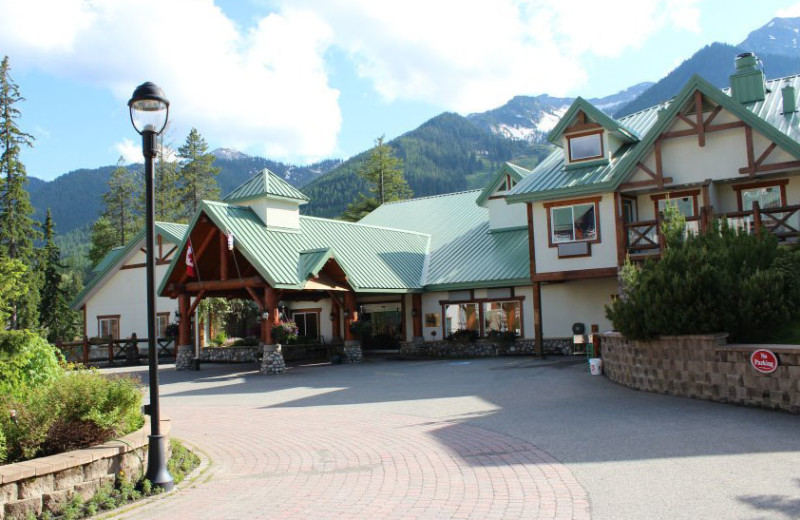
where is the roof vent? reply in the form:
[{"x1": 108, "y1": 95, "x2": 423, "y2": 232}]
[
  {"x1": 782, "y1": 84, "x2": 797, "y2": 114},
  {"x1": 730, "y1": 52, "x2": 766, "y2": 104}
]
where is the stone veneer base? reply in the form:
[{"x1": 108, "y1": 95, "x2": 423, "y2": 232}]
[
  {"x1": 601, "y1": 332, "x2": 800, "y2": 414},
  {"x1": 0, "y1": 418, "x2": 171, "y2": 520},
  {"x1": 399, "y1": 338, "x2": 573, "y2": 358}
]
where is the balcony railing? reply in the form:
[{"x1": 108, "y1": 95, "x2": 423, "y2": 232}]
[
  {"x1": 624, "y1": 202, "x2": 800, "y2": 259},
  {"x1": 56, "y1": 335, "x2": 176, "y2": 365}
]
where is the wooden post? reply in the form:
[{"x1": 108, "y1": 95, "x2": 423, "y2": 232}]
[
  {"x1": 82, "y1": 335, "x2": 89, "y2": 364},
  {"x1": 107, "y1": 338, "x2": 114, "y2": 364},
  {"x1": 330, "y1": 297, "x2": 341, "y2": 342},
  {"x1": 178, "y1": 292, "x2": 191, "y2": 346},
  {"x1": 656, "y1": 213, "x2": 666, "y2": 251},
  {"x1": 533, "y1": 282, "x2": 543, "y2": 357},
  {"x1": 753, "y1": 201, "x2": 762, "y2": 236},
  {"x1": 219, "y1": 229, "x2": 228, "y2": 281},
  {"x1": 614, "y1": 192, "x2": 626, "y2": 266},
  {"x1": 344, "y1": 292, "x2": 357, "y2": 341},
  {"x1": 412, "y1": 293, "x2": 423, "y2": 338},
  {"x1": 264, "y1": 287, "x2": 280, "y2": 344}
]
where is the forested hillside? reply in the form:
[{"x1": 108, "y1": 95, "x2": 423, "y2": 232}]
[
  {"x1": 301, "y1": 113, "x2": 551, "y2": 217},
  {"x1": 615, "y1": 43, "x2": 800, "y2": 117}
]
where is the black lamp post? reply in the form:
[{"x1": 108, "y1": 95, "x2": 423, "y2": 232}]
[{"x1": 128, "y1": 81, "x2": 174, "y2": 491}]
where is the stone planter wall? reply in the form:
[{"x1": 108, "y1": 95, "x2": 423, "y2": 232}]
[
  {"x1": 0, "y1": 418, "x2": 171, "y2": 520},
  {"x1": 601, "y1": 332, "x2": 800, "y2": 413},
  {"x1": 399, "y1": 338, "x2": 573, "y2": 358},
  {"x1": 199, "y1": 346, "x2": 260, "y2": 363}
]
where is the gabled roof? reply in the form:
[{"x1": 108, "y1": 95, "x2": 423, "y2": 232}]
[
  {"x1": 508, "y1": 74, "x2": 800, "y2": 203},
  {"x1": 360, "y1": 191, "x2": 530, "y2": 290},
  {"x1": 158, "y1": 201, "x2": 430, "y2": 294},
  {"x1": 297, "y1": 248, "x2": 335, "y2": 280},
  {"x1": 70, "y1": 222, "x2": 189, "y2": 309},
  {"x1": 546, "y1": 97, "x2": 640, "y2": 145},
  {"x1": 475, "y1": 162, "x2": 532, "y2": 207},
  {"x1": 223, "y1": 168, "x2": 310, "y2": 205}
]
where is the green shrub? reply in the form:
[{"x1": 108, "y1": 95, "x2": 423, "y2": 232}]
[
  {"x1": 606, "y1": 218, "x2": 800, "y2": 342},
  {"x1": 0, "y1": 423, "x2": 6, "y2": 464},
  {"x1": 210, "y1": 331, "x2": 227, "y2": 346},
  {"x1": 446, "y1": 329, "x2": 479, "y2": 343},
  {"x1": 0, "y1": 330, "x2": 63, "y2": 395},
  {"x1": 0, "y1": 369, "x2": 143, "y2": 463}
]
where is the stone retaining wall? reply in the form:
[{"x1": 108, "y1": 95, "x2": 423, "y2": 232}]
[
  {"x1": 399, "y1": 338, "x2": 573, "y2": 358},
  {"x1": 199, "y1": 346, "x2": 260, "y2": 363},
  {"x1": 0, "y1": 418, "x2": 171, "y2": 519},
  {"x1": 601, "y1": 332, "x2": 800, "y2": 413}
]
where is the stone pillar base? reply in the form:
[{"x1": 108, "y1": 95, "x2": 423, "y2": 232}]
[
  {"x1": 125, "y1": 344, "x2": 140, "y2": 365},
  {"x1": 260, "y1": 344, "x2": 286, "y2": 374},
  {"x1": 175, "y1": 345, "x2": 194, "y2": 371},
  {"x1": 343, "y1": 340, "x2": 363, "y2": 364}
]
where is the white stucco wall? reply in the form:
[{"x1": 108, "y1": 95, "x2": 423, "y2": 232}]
[
  {"x1": 532, "y1": 193, "x2": 618, "y2": 273},
  {"x1": 242, "y1": 199, "x2": 301, "y2": 230},
  {"x1": 85, "y1": 263, "x2": 177, "y2": 339},
  {"x1": 540, "y1": 278, "x2": 617, "y2": 338},
  {"x1": 487, "y1": 197, "x2": 527, "y2": 230}
]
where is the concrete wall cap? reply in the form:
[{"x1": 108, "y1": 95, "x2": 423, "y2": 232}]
[{"x1": 722, "y1": 344, "x2": 800, "y2": 354}]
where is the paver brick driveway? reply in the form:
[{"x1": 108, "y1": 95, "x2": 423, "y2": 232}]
[{"x1": 112, "y1": 356, "x2": 800, "y2": 520}]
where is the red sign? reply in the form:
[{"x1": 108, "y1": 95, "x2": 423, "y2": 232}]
[{"x1": 750, "y1": 349, "x2": 779, "y2": 374}]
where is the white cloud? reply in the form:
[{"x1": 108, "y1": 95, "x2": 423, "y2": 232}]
[
  {"x1": 113, "y1": 138, "x2": 141, "y2": 164},
  {"x1": 777, "y1": 3, "x2": 800, "y2": 17},
  {"x1": 281, "y1": 0, "x2": 702, "y2": 112},
  {"x1": 0, "y1": 0, "x2": 341, "y2": 162}
]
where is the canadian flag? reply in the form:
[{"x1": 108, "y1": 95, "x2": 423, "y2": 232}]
[{"x1": 185, "y1": 243, "x2": 195, "y2": 277}]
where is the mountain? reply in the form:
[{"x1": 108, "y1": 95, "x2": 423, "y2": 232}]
[
  {"x1": 466, "y1": 82, "x2": 653, "y2": 143},
  {"x1": 301, "y1": 112, "x2": 551, "y2": 218},
  {"x1": 739, "y1": 17, "x2": 800, "y2": 58},
  {"x1": 28, "y1": 154, "x2": 340, "y2": 237}
]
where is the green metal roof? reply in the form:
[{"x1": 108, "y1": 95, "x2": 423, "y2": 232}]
[
  {"x1": 71, "y1": 222, "x2": 189, "y2": 310},
  {"x1": 223, "y1": 168, "x2": 310, "y2": 204},
  {"x1": 475, "y1": 162, "x2": 532, "y2": 207},
  {"x1": 546, "y1": 96, "x2": 640, "y2": 145},
  {"x1": 508, "y1": 74, "x2": 800, "y2": 203},
  {"x1": 159, "y1": 201, "x2": 430, "y2": 294},
  {"x1": 360, "y1": 191, "x2": 530, "y2": 290},
  {"x1": 92, "y1": 246, "x2": 124, "y2": 274}
]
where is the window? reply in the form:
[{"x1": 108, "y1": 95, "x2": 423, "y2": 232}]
[
  {"x1": 657, "y1": 196, "x2": 696, "y2": 217},
  {"x1": 568, "y1": 133, "x2": 603, "y2": 162},
  {"x1": 97, "y1": 315, "x2": 120, "y2": 339},
  {"x1": 622, "y1": 198, "x2": 638, "y2": 223},
  {"x1": 444, "y1": 303, "x2": 480, "y2": 335},
  {"x1": 156, "y1": 313, "x2": 170, "y2": 338},
  {"x1": 550, "y1": 203, "x2": 597, "y2": 243},
  {"x1": 293, "y1": 311, "x2": 319, "y2": 340},
  {"x1": 741, "y1": 186, "x2": 782, "y2": 210},
  {"x1": 483, "y1": 301, "x2": 521, "y2": 335}
]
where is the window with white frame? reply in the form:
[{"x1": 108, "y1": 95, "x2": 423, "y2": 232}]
[
  {"x1": 483, "y1": 301, "x2": 521, "y2": 335},
  {"x1": 444, "y1": 303, "x2": 480, "y2": 335},
  {"x1": 98, "y1": 316, "x2": 120, "y2": 339},
  {"x1": 657, "y1": 196, "x2": 696, "y2": 217},
  {"x1": 156, "y1": 313, "x2": 170, "y2": 338},
  {"x1": 293, "y1": 312, "x2": 319, "y2": 340},
  {"x1": 568, "y1": 133, "x2": 603, "y2": 162},
  {"x1": 550, "y1": 203, "x2": 597, "y2": 243},
  {"x1": 741, "y1": 185, "x2": 783, "y2": 210}
]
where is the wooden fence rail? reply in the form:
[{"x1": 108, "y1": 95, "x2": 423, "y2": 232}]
[{"x1": 56, "y1": 336, "x2": 176, "y2": 365}]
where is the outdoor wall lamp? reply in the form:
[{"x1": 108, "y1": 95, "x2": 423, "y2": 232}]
[
  {"x1": 262, "y1": 310, "x2": 270, "y2": 320},
  {"x1": 343, "y1": 309, "x2": 351, "y2": 319},
  {"x1": 128, "y1": 81, "x2": 173, "y2": 492}
]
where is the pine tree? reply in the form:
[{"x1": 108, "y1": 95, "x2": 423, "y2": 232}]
[
  {"x1": 102, "y1": 156, "x2": 141, "y2": 245},
  {"x1": 341, "y1": 135, "x2": 411, "y2": 221},
  {"x1": 88, "y1": 216, "x2": 120, "y2": 268},
  {"x1": 154, "y1": 129, "x2": 182, "y2": 222},
  {"x1": 0, "y1": 56, "x2": 41, "y2": 328},
  {"x1": 177, "y1": 128, "x2": 220, "y2": 220},
  {"x1": 39, "y1": 210, "x2": 78, "y2": 342}
]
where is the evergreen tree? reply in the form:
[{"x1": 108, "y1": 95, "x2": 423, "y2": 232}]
[
  {"x1": 154, "y1": 129, "x2": 182, "y2": 222},
  {"x1": 102, "y1": 157, "x2": 141, "y2": 245},
  {"x1": 341, "y1": 135, "x2": 411, "y2": 221},
  {"x1": 88, "y1": 216, "x2": 120, "y2": 268},
  {"x1": 0, "y1": 56, "x2": 41, "y2": 328},
  {"x1": 38, "y1": 210, "x2": 78, "y2": 342},
  {"x1": 0, "y1": 256, "x2": 27, "y2": 327},
  {"x1": 177, "y1": 128, "x2": 220, "y2": 220}
]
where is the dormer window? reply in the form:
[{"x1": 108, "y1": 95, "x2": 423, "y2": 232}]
[{"x1": 567, "y1": 132, "x2": 604, "y2": 162}]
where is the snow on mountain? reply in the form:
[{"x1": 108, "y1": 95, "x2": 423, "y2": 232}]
[
  {"x1": 467, "y1": 82, "x2": 652, "y2": 143},
  {"x1": 739, "y1": 17, "x2": 800, "y2": 58},
  {"x1": 211, "y1": 147, "x2": 252, "y2": 161}
]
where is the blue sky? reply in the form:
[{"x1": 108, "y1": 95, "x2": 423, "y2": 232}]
[{"x1": 1, "y1": 0, "x2": 800, "y2": 181}]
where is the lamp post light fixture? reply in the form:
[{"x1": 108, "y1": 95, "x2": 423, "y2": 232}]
[{"x1": 128, "y1": 81, "x2": 173, "y2": 491}]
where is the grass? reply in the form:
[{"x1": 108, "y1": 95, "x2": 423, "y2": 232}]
[{"x1": 30, "y1": 439, "x2": 200, "y2": 520}]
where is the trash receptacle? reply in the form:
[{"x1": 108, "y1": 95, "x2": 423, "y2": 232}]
[{"x1": 589, "y1": 358, "x2": 603, "y2": 376}]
